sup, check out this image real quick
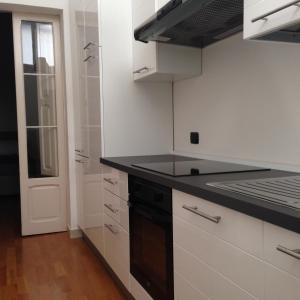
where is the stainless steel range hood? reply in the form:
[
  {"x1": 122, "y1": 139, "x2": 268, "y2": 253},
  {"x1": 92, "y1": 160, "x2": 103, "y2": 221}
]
[{"x1": 134, "y1": 0, "x2": 244, "y2": 48}]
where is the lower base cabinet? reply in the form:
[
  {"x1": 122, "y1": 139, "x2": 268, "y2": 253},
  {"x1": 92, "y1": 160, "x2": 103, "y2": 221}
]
[
  {"x1": 173, "y1": 189, "x2": 300, "y2": 300},
  {"x1": 130, "y1": 275, "x2": 153, "y2": 300},
  {"x1": 103, "y1": 213, "x2": 130, "y2": 289},
  {"x1": 82, "y1": 167, "x2": 300, "y2": 300}
]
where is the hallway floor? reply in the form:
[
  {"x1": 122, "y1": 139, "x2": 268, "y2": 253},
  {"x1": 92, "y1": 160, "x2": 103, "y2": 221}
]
[{"x1": 0, "y1": 198, "x2": 126, "y2": 300}]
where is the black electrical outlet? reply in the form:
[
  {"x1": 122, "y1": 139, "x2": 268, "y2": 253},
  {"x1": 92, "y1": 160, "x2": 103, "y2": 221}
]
[{"x1": 190, "y1": 132, "x2": 199, "y2": 144}]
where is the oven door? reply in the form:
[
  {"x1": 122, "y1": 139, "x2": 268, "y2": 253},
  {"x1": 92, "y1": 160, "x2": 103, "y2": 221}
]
[{"x1": 129, "y1": 200, "x2": 174, "y2": 300}]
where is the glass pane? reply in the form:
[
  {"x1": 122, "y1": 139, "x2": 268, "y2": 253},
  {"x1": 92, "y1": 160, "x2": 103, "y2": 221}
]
[
  {"x1": 24, "y1": 74, "x2": 57, "y2": 126},
  {"x1": 27, "y1": 128, "x2": 59, "y2": 178},
  {"x1": 21, "y1": 21, "x2": 55, "y2": 74}
]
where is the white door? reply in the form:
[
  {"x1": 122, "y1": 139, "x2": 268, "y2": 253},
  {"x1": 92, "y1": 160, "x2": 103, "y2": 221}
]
[{"x1": 13, "y1": 14, "x2": 67, "y2": 236}]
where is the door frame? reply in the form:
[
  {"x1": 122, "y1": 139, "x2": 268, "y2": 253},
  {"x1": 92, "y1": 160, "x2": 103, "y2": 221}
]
[{"x1": 13, "y1": 12, "x2": 69, "y2": 236}]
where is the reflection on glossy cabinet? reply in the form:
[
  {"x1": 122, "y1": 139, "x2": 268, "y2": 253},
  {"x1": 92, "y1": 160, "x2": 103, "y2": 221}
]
[{"x1": 71, "y1": 0, "x2": 103, "y2": 255}]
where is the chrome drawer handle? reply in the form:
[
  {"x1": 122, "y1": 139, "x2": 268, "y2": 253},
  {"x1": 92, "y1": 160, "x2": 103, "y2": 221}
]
[
  {"x1": 83, "y1": 41, "x2": 99, "y2": 50},
  {"x1": 277, "y1": 245, "x2": 300, "y2": 260},
  {"x1": 75, "y1": 159, "x2": 88, "y2": 164},
  {"x1": 133, "y1": 66, "x2": 150, "y2": 74},
  {"x1": 104, "y1": 178, "x2": 117, "y2": 185},
  {"x1": 104, "y1": 203, "x2": 118, "y2": 214},
  {"x1": 105, "y1": 224, "x2": 118, "y2": 234},
  {"x1": 83, "y1": 55, "x2": 96, "y2": 62},
  {"x1": 252, "y1": 0, "x2": 300, "y2": 23},
  {"x1": 182, "y1": 205, "x2": 221, "y2": 224},
  {"x1": 77, "y1": 153, "x2": 89, "y2": 159}
]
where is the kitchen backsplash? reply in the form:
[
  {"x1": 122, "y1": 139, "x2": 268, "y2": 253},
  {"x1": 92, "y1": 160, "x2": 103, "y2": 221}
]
[{"x1": 174, "y1": 33, "x2": 300, "y2": 171}]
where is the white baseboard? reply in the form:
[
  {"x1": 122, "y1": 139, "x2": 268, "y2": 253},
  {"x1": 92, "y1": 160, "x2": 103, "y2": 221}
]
[{"x1": 68, "y1": 225, "x2": 82, "y2": 239}]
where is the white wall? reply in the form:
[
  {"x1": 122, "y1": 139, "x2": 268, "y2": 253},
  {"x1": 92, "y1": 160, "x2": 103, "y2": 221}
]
[
  {"x1": 100, "y1": 0, "x2": 173, "y2": 157},
  {"x1": 0, "y1": 0, "x2": 78, "y2": 231},
  {"x1": 174, "y1": 33, "x2": 300, "y2": 172}
]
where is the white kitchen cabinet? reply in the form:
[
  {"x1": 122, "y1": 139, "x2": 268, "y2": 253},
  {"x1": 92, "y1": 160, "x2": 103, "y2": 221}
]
[
  {"x1": 132, "y1": 0, "x2": 202, "y2": 82},
  {"x1": 173, "y1": 190, "x2": 264, "y2": 258},
  {"x1": 83, "y1": 173, "x2": 104, "y2": 254},
  {"x1": 71, "y1": 0, "x2": 104, "y2": 254},
  {"x1": 263, "y1": 222, "x2": 300, "y2": 279},
  {"x1": 130, "y1": 275, "x2": 153, "y2": 300},
  {"x1": 173, "y1": 189, "x2": 300, "y2": 300},
  {"x1": 173, "y1": 190, "x2": 264, "y2": 300},
  {"x1": 75, "y1": 158, "x2": 84, "y2": 230},
  {"x1": 264, "y1": 263, "x2": 300, "y2": 300},
  {"x1": 102, "y1": 165, "x2": 129, "y2": 201},
  {"x1": 103, "y1": 212, "x2": 130, "y2": 289},
  {"x1": 244, "y1": 0, "x2": 300, "y2": 40},
  {"x1": 103, "y1": 188, "x2": 129, "y2": 232}
]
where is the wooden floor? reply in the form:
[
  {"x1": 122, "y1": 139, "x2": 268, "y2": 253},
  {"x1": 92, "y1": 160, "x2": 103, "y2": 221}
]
[{"x1": 0, "y1": 197, "x2": 126, "y2": 300}]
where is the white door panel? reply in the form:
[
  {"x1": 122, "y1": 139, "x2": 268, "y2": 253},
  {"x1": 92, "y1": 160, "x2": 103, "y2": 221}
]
[{"x1": 13, "y1": 14, "x2": 67, "y2": 236}]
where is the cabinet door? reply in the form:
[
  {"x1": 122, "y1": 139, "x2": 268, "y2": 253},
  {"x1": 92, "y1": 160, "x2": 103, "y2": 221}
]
[
  {"x1": 244, "y1": 0, "x2": 300, "y2": 40},
  {"x1": 76, "y1": 160, "x2": 84, "y2": 230},
  {"x1": 104, "y1": 213, "x2": 130, "y2": 289},
  {"x1": 132, "y1": 0, "x2": 157, "y2": 79},
  {"x1": 265, "y1": 263, "x2": 300, "y2": 300},
  {"x1": 83, "y1": 174, "x2": 104, "y2": 254}
]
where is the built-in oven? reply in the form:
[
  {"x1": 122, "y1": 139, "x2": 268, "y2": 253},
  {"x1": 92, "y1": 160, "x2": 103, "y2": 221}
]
[{"x1": 129, "y1": 175, "x2": 174, "y2": 300}]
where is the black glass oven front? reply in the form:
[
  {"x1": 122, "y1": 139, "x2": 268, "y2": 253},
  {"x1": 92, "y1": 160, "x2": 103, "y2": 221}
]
[{"x1": 129, "y1": 176, "x2": 173, "y2": 300}]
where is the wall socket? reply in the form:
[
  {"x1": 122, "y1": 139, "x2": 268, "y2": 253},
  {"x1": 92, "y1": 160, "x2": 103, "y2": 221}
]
[{"x1": 190, "y1": 132, "x2": 199, "y2": 144}]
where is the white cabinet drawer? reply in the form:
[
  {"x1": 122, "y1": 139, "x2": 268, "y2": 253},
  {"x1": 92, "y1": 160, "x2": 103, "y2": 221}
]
[
  {"x1": 264, "y1": 263, "x2": 300, "y2": 300},
  {"x1": 130, "y1": 275, "x2": 153, "y2": 300},
  {"x1": 174, "y1": 245, "x2": 257, "y2": 300},
  {"x1": 244, "y1": 0, "x2": 300, "y2": 40},
  {"x1": 104, "y1": 189, "x2": 121, "y2": 223},
  {"x1": 173, "y1": 190, "x2": 263, "y2": 257},
  {"x1": 174, "y1": 272, "x2": 209, "y2": 300},
  {"x1": 102, "y1": 166, "x2": 128, "y2": 200},
  {"x1": 103, "y1": 213, "x2": 130, "y2": 289},
  {"x1": 264, "y1": 222, "x2": 300, "y2": 279},
  {"x1": 103, "y1": 189, "x2": 129, "y2": 232},
  {"x1": 174, "y1": 217, "x2": 264, "y2": 299}
]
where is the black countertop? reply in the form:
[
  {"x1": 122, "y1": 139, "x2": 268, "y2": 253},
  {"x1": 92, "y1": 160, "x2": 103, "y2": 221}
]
[{"x1": 100, "y1": 155, "x2": 300, "y2": 234}]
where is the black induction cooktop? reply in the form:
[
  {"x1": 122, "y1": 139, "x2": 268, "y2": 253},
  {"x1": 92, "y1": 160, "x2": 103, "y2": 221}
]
[{"x1": 132, "y1": 159, "x2": 269, "y2": 177}]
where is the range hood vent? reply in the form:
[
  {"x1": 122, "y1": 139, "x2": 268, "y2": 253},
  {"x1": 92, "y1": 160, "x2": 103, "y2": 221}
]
[{"x1": 134, "y1": 0, "x2": 244, "y2": 48}]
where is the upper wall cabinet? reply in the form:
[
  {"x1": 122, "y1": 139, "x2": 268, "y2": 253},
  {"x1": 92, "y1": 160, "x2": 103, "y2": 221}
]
[
  {"x1": 244, "y1": 0, "x2": 300, "y2": 40},
  {"x1": 132, "y1": 0, "x2": 202, "y2": 82}
]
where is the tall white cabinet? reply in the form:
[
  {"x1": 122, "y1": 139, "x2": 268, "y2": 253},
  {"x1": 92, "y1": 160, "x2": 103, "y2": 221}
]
[{"x1": 71, "y1": 0, "x2": 105, "y2": 254}]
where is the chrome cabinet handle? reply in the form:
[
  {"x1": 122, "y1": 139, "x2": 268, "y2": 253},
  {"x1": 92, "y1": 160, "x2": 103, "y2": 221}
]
[
  {"x1": 104, "y1": 203, "x2": 118, "y2": 214},
  {"x1": 133, "y1": 66, "x2": 150, "y2": 74},
  {"x1": 104, "y1": 178, "x2": 117, "y2": 185},
  {"x1": 83, "y1": 55, "x2": 96, "y2": 62},
  {"x1": 83, "y1": 41, "x2": 99, "y2": 50},
  {"x1": 77, "y1": 153, "x2": 89, "y2": 159},
  {"x1": 252, "y1": 0, "x2": 300, "y2": 23},
  {"x1": 277, "y1": 245, "x2": 300, "y2": 260},
  {"x1": 182, "y1": 205, "x2": 221, "y2": 224},
  {"x1": 75, "y1": 159, "x2": 88, "y2": 164},
  {"x1": 105, "y1": 224, "x2": 118, "y2": 234}
]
